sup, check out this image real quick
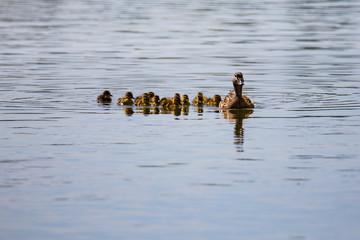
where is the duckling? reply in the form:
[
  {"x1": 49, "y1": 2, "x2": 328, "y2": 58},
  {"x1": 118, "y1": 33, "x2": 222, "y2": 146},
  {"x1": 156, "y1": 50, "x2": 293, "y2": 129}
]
[
  {"x1": 138, "y1": 94, "x2": 151, "y2": 107},
  {"x1": 219, "y1": 72, "x2": 254, "y2": 109},
  {"x1": 148, "y1": 91, "x2": 155, "y2": 100},
  {"x1": 97, "y1": 90, "x2": 113, "y2": 103},
  {"x1": 118, "y1": 92, "x2": 135, "y2": 105},
  {"x1": 150, "y1": 95, "x2": 160, "y2": 106},
  {"x1": 161, "y1": 96, "x2": 181, "y2": 109},
  {"x1": 181, "y1": 94, "x2": 190, "y2": 107},
  {"x1": 207, "y1": 95, "x2": 222, "y2": 107},
  {"x1": 168, "y1": 96, "x2": 182, "y2": 109},
  {"x1": 192, "y1": 92, "x2": 204, "y2": 106},
  {"x1": 135, "y1": 93, "x2": 149, "y2": 106},
  {"x1": 159, "y1": 97, "x2": 169, "y2": 107},
  {"x1": 203, "y1": 95, "x2": 211, "y2": 104}
]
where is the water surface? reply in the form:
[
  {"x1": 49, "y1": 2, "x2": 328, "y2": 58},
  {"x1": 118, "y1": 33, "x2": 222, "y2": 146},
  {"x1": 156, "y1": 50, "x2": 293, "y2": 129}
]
[{"x1": 1, "y1": 1, "x2": 360, "y2": 239}]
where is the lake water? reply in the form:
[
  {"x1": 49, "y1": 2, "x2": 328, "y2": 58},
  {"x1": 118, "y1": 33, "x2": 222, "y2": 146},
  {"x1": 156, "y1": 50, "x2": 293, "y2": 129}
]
[{"x1": 1, "y1": 0, "x2": 360, "y2": 239}]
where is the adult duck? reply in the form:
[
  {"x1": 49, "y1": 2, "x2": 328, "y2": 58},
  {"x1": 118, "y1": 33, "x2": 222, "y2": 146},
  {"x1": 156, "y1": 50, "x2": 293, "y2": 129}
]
[{"x1": 219, "y1": 72, "x2": 254, "y2": 109}]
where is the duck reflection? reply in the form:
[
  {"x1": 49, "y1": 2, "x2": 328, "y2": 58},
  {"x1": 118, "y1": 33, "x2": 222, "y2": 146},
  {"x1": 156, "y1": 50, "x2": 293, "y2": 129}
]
[{"x1": 221, "y1": 109, "x2": 253, "y2": 152}]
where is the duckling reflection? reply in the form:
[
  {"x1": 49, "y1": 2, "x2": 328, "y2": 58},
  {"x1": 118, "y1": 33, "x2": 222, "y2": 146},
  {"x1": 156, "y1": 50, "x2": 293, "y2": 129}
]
[
  {"x1": 151, "y1": 107, "x2": 160, "y2": 114},
  {"x1": 124, "y1": 107, "x2": 134, "y2": 116},
  {"x1": 141, "y1": 107, "x2": 151, "y2": 115},
  {"x1": 221, "y1": 109, "x2": 253, "y2": 152}
]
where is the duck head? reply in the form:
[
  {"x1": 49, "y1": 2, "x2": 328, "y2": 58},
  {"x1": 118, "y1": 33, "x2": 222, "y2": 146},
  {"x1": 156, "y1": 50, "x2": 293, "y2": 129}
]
[{"x1": 233, "y1": 72, "x2": 244, "y2": 86}]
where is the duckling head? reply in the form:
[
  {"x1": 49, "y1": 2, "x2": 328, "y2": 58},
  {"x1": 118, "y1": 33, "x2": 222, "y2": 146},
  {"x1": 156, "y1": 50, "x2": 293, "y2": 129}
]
[
  {"x1": 159, "y1": 97, "x2": 168, "y2": 105},
  {"x1": 152, "y1": 95, "x2": 160, "y2": 102},
  {"x1": 213, "y1": 94, "x2": 221, "y2": 102},
  {"x1": 174, "y1": 93, "x2": 180, "y2": 99},
  {"x1": 148, "y1": 91, "x2": 155, "y2": 99},
  {"x1": 173, "y1": 96, "x2": 181, "y2": 105},
  {"x1": 181, "y1": 94, "x2": 189, "y2": 104},
  {"x1": 125, "y1": 92, "x2": 134, "y2": 99},
  {"x1": 197, "y1": 93, "x2": 204, "y2": 104},
  {"x1": 142, "y1": 95, "x2": 150, "y2": 103},
  {"x1": 103, "y1": 90, "x2": 113, "y2": 97}
]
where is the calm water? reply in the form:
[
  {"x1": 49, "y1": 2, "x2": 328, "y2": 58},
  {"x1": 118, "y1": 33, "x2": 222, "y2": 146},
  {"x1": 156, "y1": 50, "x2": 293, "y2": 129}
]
[{"x1": 1, "y1": 0, "x2": 360, "y2": 239}]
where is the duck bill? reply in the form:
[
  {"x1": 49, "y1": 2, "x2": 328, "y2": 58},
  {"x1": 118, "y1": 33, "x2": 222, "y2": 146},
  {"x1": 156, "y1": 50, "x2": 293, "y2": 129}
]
[{"x1": 238, "y1": 77, "x2": 245, "y2": 85}]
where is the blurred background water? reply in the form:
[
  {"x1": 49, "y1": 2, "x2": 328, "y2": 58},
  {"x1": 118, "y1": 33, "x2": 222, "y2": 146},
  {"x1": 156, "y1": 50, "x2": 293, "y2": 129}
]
[{"x1": 1, "y1": 0, "x2": 360, "y2": 239}]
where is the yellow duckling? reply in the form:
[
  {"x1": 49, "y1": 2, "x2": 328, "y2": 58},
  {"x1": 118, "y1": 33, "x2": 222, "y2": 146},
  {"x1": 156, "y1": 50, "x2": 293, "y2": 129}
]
[
  {"x1": 150, "y1": 95, "x2": 160, "y2": 106},
  {"x1": 161, "y1": 96, "x2": 181, "y2": 109},
  {"x1": 148, "y1": 91, "x2": 155, "y2": 99},
  {"x1": 168, "y1": 96, "x2": 182, "y2": 109},
  {"x1": 135, "y1": 93, "x2": 149, "y2": 106},
  {"x1": 97, "y1": 90, "x2": 112, "y2": 103},
  {"x1": 118, "y1": 92, "x2": 135, "y2": 105},
  {"x1": 138, "y1": 94, "x2": 151, "y2": 107},
  {"x1": 159, "y1": 97, "x2": 168, "y2": 106},
  {"x1": 207, "y1": 95, "x2": 222, "y2": 107},
  {"x1": 192, "y1": 92, "x2": 204, "y2": 106},
  {"x1": 181, "y1": 94, "x2": 190, "y2": 107}
]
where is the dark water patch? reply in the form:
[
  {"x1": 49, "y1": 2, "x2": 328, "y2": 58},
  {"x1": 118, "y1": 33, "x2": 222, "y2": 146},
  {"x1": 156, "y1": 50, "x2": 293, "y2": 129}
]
[
  {"x1": 137, "y1": 165, "x2": 166, "y2": 168},
  {"x1": 287, "y1": 167, "x2": 318, "y2": 170},
  {"x1": 196, "y1": 183, "x2": 232, "y2": 187},
  {"x1": 285, "y1": 178, "x2": 311, "y2": 182}
]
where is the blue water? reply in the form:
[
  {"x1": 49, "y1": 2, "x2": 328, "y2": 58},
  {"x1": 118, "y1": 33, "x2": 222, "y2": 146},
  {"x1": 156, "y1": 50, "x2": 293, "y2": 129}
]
[{"x1": 1, "y1": 1, "x2": 360, "y2": 239}]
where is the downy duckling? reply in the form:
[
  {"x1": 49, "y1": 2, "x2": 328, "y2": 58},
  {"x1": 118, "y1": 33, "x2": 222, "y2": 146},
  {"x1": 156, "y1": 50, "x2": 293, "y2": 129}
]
[
  {"x1": 168, "y1": 96, "x2": 182, "y2": 109},
  {"x1": 181, "y1": 94, "x2": 190, "y2": 107},
  {"x1": 97, "y1": 90, "x2": 112, "y2": 103},
  {"x1": 207, "y1": 95, "x2": 222, "y2": 107},
  {"x1": 161, "y1": 96, "x2": 181, "y2": 109},
  {"x1": 159, "y1": 97, "x2": 169, "y2": 107},
  {"x1": 118, "y1": 92, "x2": 135, "y2": 105},
  {"x1": 135, "y1": 93, "x2": 149, "y2": 106},
  {"x1": 148, "y1": 91, "x2": 155, "y2": 100},
  {"x1": 192, "y1": 92, "x2": 204, "y2": 106},
  {"x1": 150, "y1": 95, "x2": 160, "y2": 106},
  {"x1": 219, "y1": 72, "x2": 254, "y2": 109},
  {"x1": 138, "y1": 94, "x2": 151, "y2": 107}
]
